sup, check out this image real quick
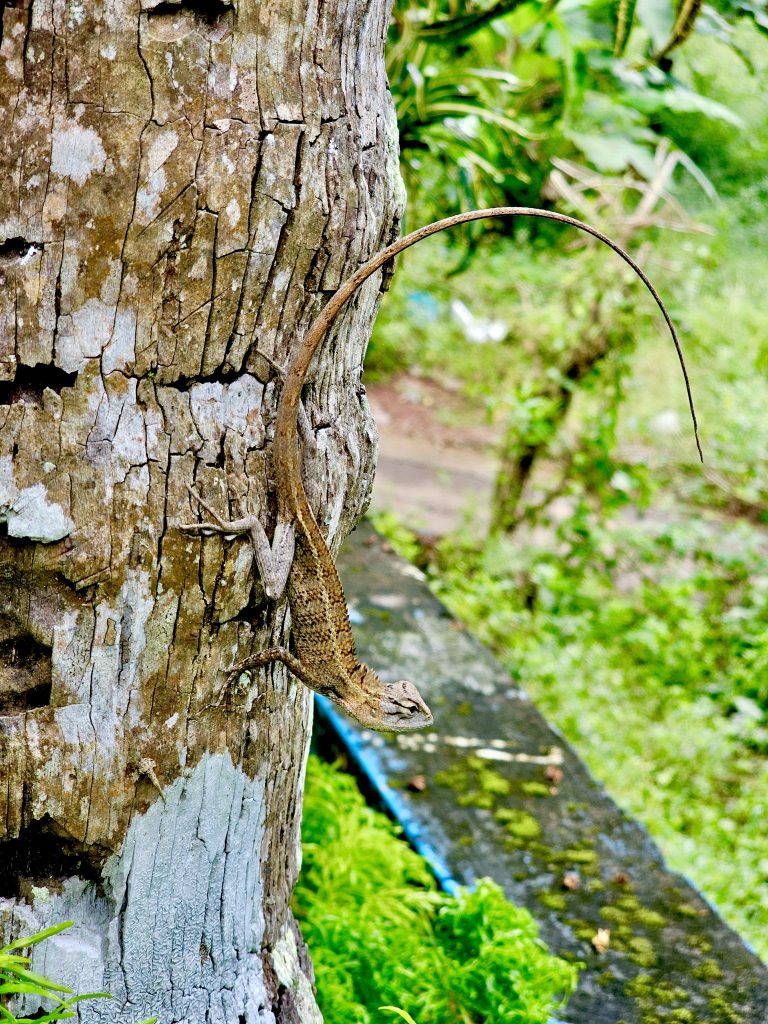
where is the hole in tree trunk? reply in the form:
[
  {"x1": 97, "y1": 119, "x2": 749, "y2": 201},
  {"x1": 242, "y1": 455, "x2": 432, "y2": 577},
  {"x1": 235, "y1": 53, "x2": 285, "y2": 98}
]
[
  {"x1": 0, "y1": 617, "x2": 52, "y2": 714},
  {"x1": 145, "y1": 0, "x2": 234, "y2": 41},
  {"x1": 0, "y1": 363, "x2": 78, "y2": 407},
  {"x1": 0, "y1": 817, "x2": 108, "y2": 900},
  {"x1": 0, "y1": 236, "x2": 42, "y2": 265}
]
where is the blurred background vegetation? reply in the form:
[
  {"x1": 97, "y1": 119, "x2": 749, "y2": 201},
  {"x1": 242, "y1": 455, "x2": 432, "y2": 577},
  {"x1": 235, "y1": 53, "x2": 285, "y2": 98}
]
[{"x1": 365, "y1": 0, "x2": 768, "y2": 961}]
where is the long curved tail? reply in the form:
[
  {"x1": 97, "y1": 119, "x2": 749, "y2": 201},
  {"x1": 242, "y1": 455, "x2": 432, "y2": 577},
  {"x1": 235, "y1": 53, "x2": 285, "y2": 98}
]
[{"x1": 276, "y1": 206, "x2": 703, "y2": 506}]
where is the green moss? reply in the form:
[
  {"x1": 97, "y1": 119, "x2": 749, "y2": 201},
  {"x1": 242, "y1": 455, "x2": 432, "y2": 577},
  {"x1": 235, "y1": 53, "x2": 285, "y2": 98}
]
[
  {"x1": 625, "y1": 975, "x2": 689, "y2": 1008},
  {"x1": 557, "y1": 847, "x2": 598, "y2": 865},
  {"x1": 667, "y1": 1011, "x2": 695, "y2": 1024},
  {"x1": 628, "y1": 936, "x2": 657, "y2": 968},
  {"x1": 687, "y1": 934, "x2": 713, "y2": 954},
  {"x1": 693, "y1": 959, "x2": 724, "y2": 981},
  {"x1": 434, "y1": 755, "x2": 511, "y2": 804},
  {"x1": 600, "y1": 896, "x2": 667, "y2": 934},
  {"x1": 495, "y1": 808, "x2": 542, "y2": 839},
  {"x1": 521, "y1": 781, "x2": 551, "y2": 797},
  {"x1": 558, "y1": 950, "x2": 583, "y2": 964},
  {"x1": 707, "y1": 986, "x2": 744, "y2": 1024},
  {"x1": 457, "y1": 790, "x2": 495, "y2": 809},
  {"x1": 675, "y1": 902, "x2": 702, "y2": 918},
  {"x1": 624, "y1": 973, "x2": 654, "y2": 998},
  {"x1": 480, "y1": 772, "x2": 512, "y2": 797},
  {"x1": 567, "y1": 919, "x2": 598, "y2": 943},
  {"x1": 633, "y1": 907, "x2": 667, "y2": 928},
  {"x1": 600, "y1": 905, "x2": 628, "y2": 925},
  {"x1": 538, "y1": 892, "x2": 567, "y2": 911}
]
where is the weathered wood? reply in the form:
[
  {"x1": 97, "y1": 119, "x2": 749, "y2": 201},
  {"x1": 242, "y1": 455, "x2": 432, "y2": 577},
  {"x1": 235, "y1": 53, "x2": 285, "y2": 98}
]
[{"x1": 0, "y1": 1, "x2": 402, "y2": 1019}]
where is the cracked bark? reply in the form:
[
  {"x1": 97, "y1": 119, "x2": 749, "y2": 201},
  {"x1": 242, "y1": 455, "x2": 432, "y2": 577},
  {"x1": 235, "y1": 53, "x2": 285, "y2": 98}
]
[{"x1": 0, "y1": 1, "x2": 403, "y2": 1021}]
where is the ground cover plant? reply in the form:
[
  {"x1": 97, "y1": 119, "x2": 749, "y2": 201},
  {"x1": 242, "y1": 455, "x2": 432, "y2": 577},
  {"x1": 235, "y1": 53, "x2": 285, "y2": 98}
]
[{"x1": 294, "y1": 755, "x2": 579, "y2": 1023}]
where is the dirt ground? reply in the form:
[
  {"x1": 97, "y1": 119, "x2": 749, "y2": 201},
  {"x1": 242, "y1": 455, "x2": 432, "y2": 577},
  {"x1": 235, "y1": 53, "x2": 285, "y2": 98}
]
[{"x1": 367, "y1": 374, "x2": 499, "y2": 536}]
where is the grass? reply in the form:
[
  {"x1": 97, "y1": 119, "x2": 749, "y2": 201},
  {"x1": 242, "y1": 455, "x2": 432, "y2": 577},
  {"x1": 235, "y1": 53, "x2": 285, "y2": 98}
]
[
  {"x1": 294, "y1": 755, "x2": 579, "y2": 1024},
  {"x1": 420, "y1": 516, "x2": 768, "y2": 958}
]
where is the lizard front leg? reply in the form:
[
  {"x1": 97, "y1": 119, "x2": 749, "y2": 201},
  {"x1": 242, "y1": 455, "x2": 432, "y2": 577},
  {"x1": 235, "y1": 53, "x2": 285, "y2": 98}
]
[
  {"x1": 226, "y1": 647, "x2": 307, "y2": 687},
  {"x1": 179, "y1": 485, "x2": 295, "y2": 600}
]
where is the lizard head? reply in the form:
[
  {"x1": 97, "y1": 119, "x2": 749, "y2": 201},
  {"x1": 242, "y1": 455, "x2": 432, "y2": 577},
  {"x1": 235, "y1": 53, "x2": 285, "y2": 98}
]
[
  {"x1": 340, "y1": 668, "x2": 433, "y2": 732},
  {"x1": 380, "y1": 679, "x2": 434, "y2": 731}
]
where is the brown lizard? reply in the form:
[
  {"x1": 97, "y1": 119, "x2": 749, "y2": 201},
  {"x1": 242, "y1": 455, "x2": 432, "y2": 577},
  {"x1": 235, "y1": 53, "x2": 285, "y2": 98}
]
[{"x1": 180, "y1": 206, "x2": 701, "y2": 732}]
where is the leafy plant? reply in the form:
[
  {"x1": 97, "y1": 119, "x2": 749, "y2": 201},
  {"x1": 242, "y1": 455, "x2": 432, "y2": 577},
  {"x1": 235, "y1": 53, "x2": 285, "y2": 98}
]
[
  {"x1": 0, "y1": 923, "x2": 157, "y2": 1024},
  {"x1": 387, "y1": 0, "x2": 753, "y2": 228},
  {"x1": 380, "y1": 1008, "x2": 419, "y2": 1024},
  {"x1": 295, "y1": 756, "x2": 578, "y2": 1024}
]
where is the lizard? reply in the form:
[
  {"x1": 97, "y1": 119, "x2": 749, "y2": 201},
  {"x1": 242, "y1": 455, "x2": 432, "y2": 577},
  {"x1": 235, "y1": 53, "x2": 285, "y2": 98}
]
[{"x1": 180, "y1": 206, "x2": 701, "y2": 733}]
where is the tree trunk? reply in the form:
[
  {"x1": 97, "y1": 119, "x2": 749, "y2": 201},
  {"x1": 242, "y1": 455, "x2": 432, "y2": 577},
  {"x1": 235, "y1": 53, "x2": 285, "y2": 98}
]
[{"x1": 0, "y1": 2, "x2": 402, "y2": 1021}]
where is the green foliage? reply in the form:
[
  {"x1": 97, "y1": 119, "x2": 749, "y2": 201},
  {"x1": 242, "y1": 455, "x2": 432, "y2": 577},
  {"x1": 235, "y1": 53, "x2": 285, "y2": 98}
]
[
  {"x1": 295, "y1": 756, "x2": 578, "y2": 1024},
  {"x1": 0, "y1": 923, "x2": 158, "y2": 1024},
  {"x1": 379, "y1": 1010, "x2": 418, "y2": 1024},
  {"x1": 0, "y1": 923, "x2": 111, "y2": 1024},
  {"x1": 387, "y1": 0, "x2": 751, "y2": 226}
]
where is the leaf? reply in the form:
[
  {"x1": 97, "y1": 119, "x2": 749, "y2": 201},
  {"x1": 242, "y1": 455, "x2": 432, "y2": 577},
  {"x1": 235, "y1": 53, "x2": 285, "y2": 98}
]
[
  {"x1": 0, "y1": 924, "x2": 74, "y2": 957},
  {"x1": 674, "y1": 149, "x2": 717, "y2": 198},
  {"x1": 635, "y1": 0, "x2": 675, "y2": 49},
  {"x1": 418, "y1": 0, "x2": 530, "y2": 42},
  {"x1": 14, "y1": 1012, "x2": 76, "y2": 1024},
  {"x1": 614, "y1": 0, "x2": 638, "y2": 56},
  {"x1": 462, "y1": 67, "x2": 524, "y2": 89},
  {"x1": 0, "y1": 984, "x2": 63, "y2": 996},
  {"x1": 57, "y1": 993, "x2": 111, "y2": 1008},
  {"x1": 0, "y1": 955, "x2": 33, "y2": 969},
  {"x1": 429, "y1": 102, "x2": 536, "y2": 138},
  {"x1": 0, "y1": 966, "x2": 71, "y2": 995},
  {"x1": 379, "y1": 1009, "x2": 419, "y2": 1024},
  {"x1": 626, "y1": 84, "x2": 743, "y2": 125},
  {"x1": 567, "y1": 131, "x2": 657, "y2": 177}
]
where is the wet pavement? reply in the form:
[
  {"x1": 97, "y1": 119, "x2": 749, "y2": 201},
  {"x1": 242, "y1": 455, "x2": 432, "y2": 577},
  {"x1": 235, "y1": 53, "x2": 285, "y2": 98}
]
[{"x1": 318, "y1": 521, "x2": 768, "y2": 1024}]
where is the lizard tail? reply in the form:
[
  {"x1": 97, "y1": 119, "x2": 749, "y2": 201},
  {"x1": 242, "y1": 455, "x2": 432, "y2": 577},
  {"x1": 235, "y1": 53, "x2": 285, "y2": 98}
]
[{"x1": 278, "y1": 207, "x2": 702, "y2": 463}]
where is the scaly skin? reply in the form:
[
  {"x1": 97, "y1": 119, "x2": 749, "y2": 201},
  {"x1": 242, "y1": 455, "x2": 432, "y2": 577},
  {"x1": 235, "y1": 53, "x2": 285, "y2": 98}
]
[{"x1": 184, "y1": 206, "x2": 701, "y2": 732}]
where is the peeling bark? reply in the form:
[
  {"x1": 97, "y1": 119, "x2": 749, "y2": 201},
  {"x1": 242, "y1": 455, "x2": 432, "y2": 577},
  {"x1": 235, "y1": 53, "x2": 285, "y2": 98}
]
[{"x1": 0, "y1": 1, "x2": 403, "y2": 1020}]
